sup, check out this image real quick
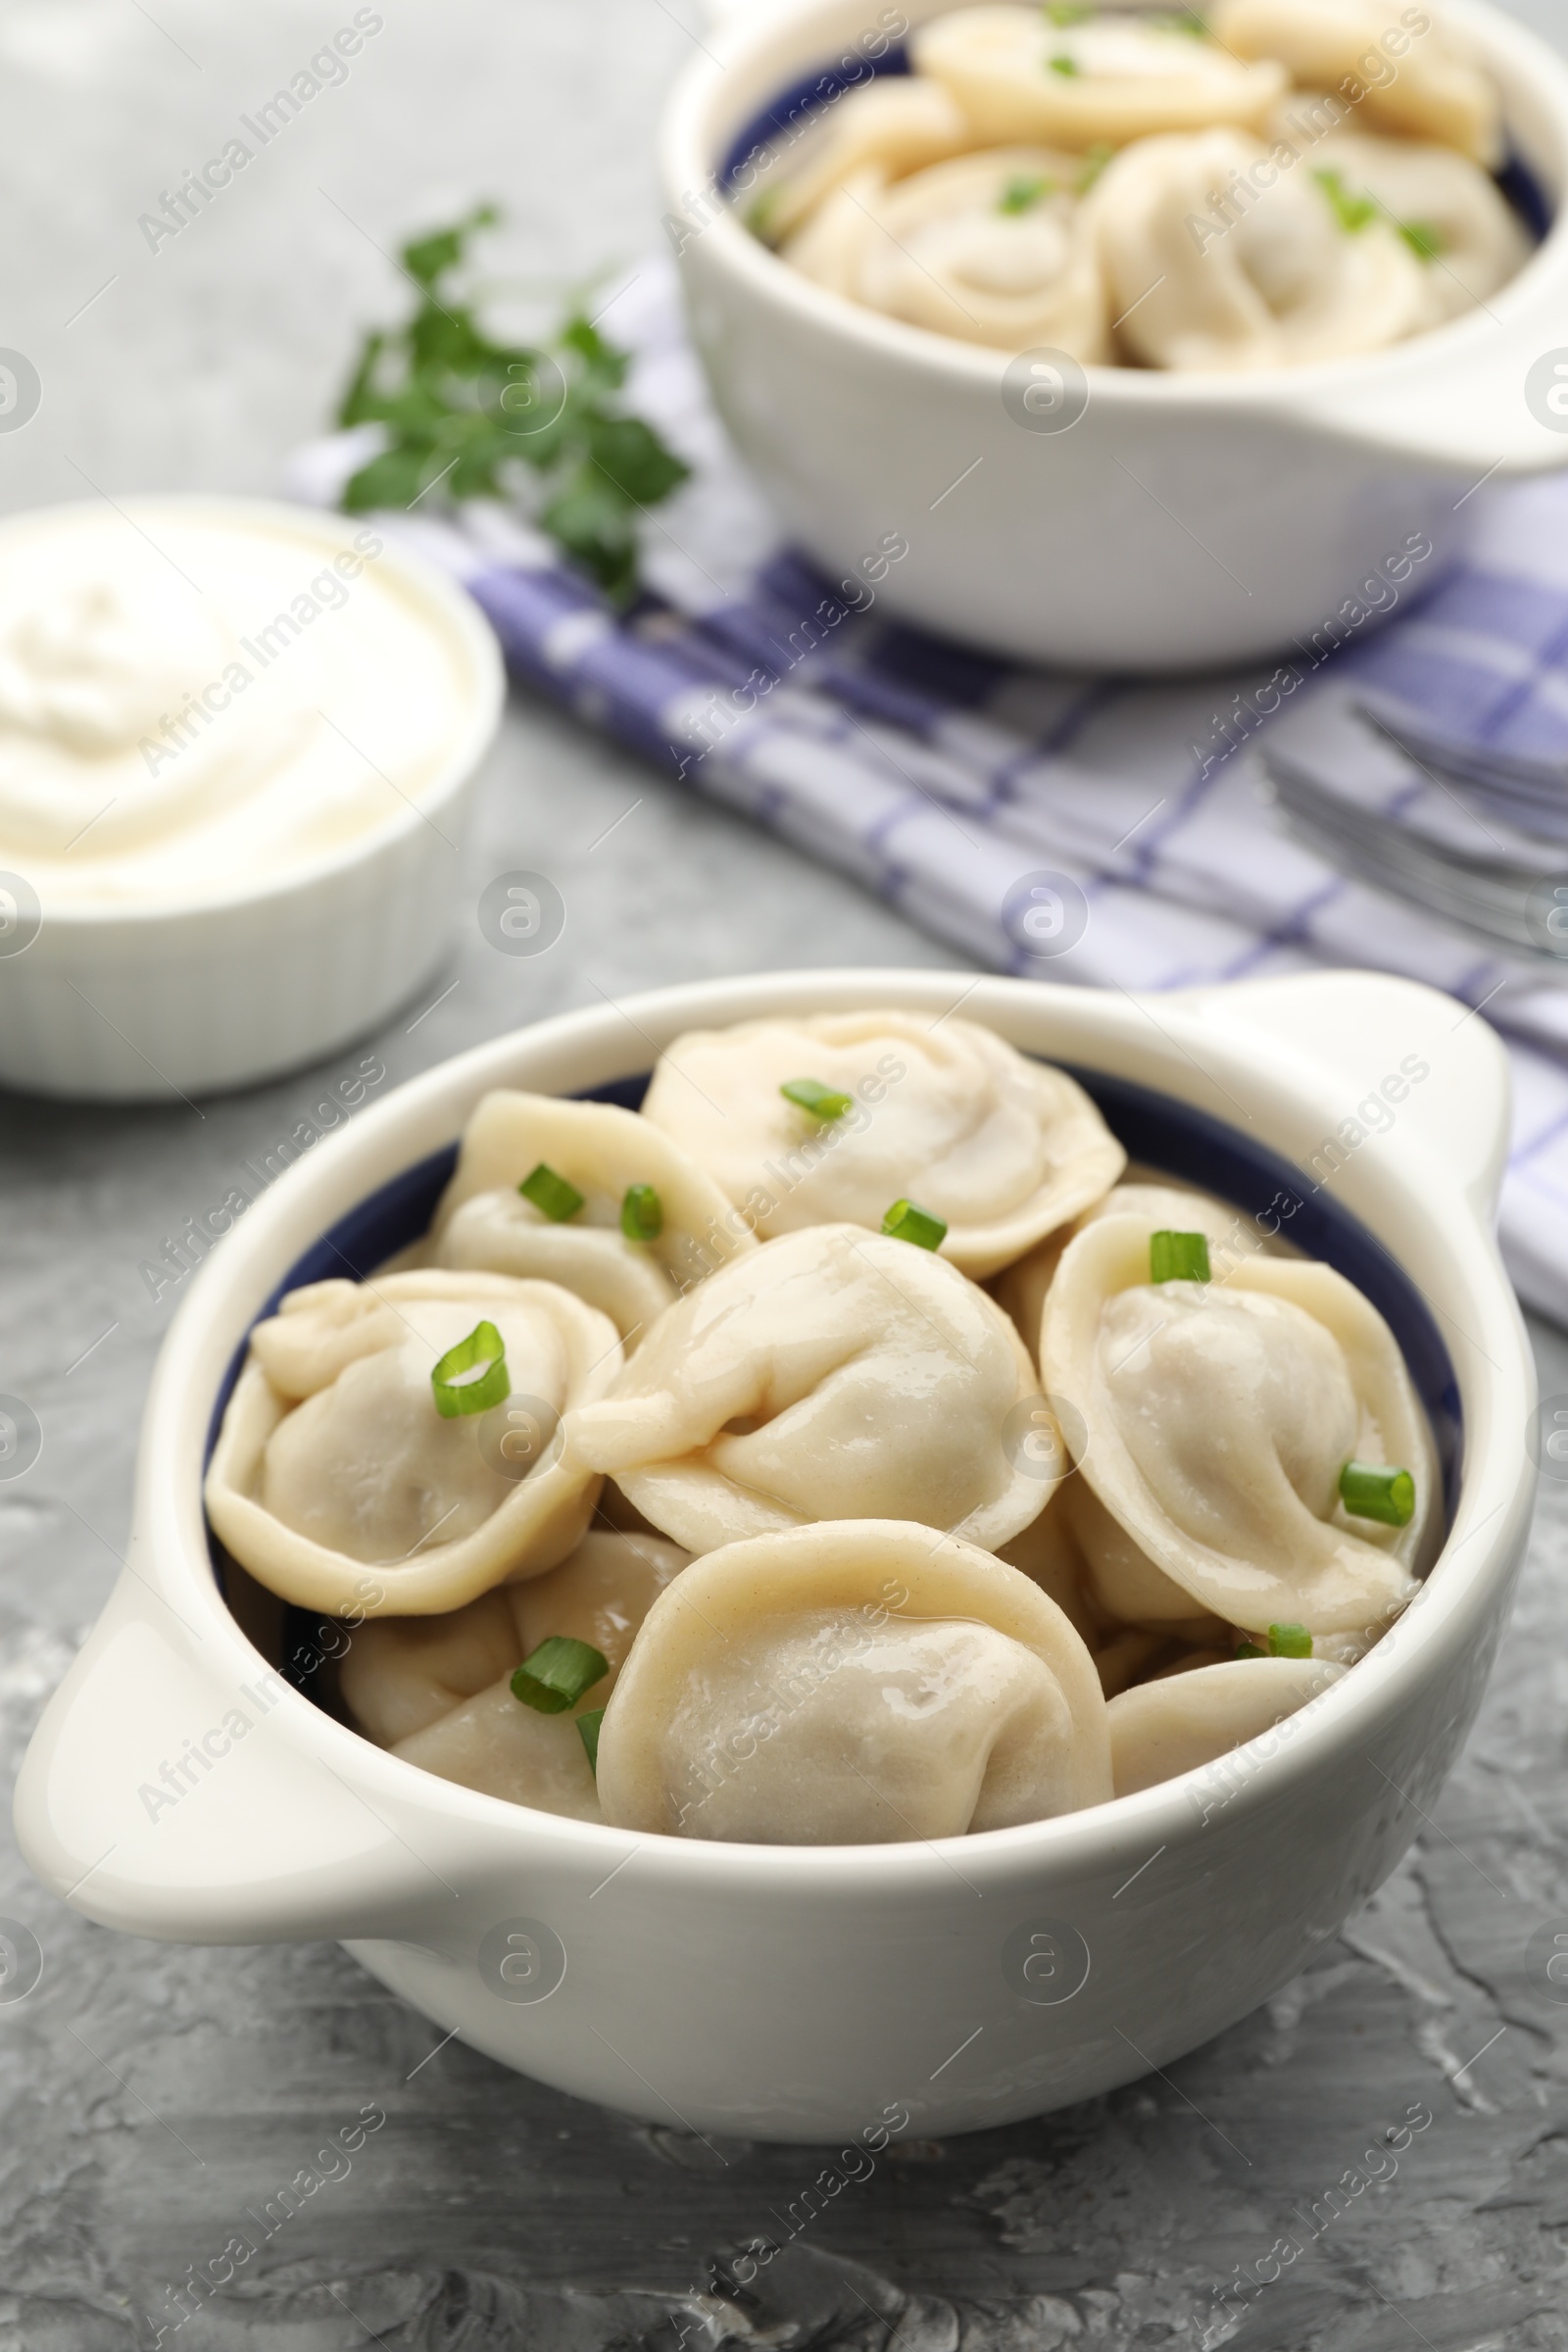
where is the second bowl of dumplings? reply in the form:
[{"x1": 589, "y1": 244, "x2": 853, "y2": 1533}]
[{"x1": 15, "y1": 965, "x2": 1534, "y2": 2139}]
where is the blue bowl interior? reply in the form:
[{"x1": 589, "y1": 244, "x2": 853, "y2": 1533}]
[
  {"x1": 719, "y1": 38, "x2": 1553, "y2": 242},
  {"x1": 205, "y1": 1065, "x2": 1462, "y2": 1700}
]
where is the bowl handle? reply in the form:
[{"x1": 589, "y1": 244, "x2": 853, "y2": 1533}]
[
  {"x1": 13, "y1": 1561, "x2": 448, "y2": 1944},
  {"x1": 1168, "y1": 969, "x2": 1512, "y2": 1225}
]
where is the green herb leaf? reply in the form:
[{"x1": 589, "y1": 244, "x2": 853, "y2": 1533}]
[
  {"x1": 1150, "y1": 1230, "x2": 1210, "y2": 1284},
  {"x1": 511, "y1": 1637, "x2": 610, "y2": 1715},
  {"x1": 781, "y1": 1077, "x2": 854, "y2": 1120},
  {"x1": 431, "y1": 1319, "x2": 509, "y2": 1419},
  {"x1": 1339, "y1": 1459, "x2": 1415, "y2": 1527},
  {"x1": 1043, "y1": 0, "x2": 1093, "y2": 22},
  {"x1": 1049, "y1": 52, "x2": 1081, "y2": 74},
  {"x1": 519, "y1": 1162, "x2": 586, "y2": 1222},
  {"x1": 1398, "y1": 218, "x2": 1446, "y2": 261},
  {"x1": 1076, "y1": 141, "x2": 1114, "y2": 193},
  {"x1": 578, "y1": 1707, "x2": 606, "y2": 1770},
  {"x1": 332, "y1": 206, "x2": 688, "y2": 605},
  {"x1": 999, "y1": 173, "x2": 1056, "y2": 214},
  {"x1": 621, "y1": 1182, "x2": 663, "y2": 1242},
  {"x1": 882, "y1": 1198, "x2": 949, "y2": 1250},
  {"x1": 1313, "y1": 168, "x2": 1377, "y2": 233},
  {"x1": 1267, "y1": 1622, "x2": 1312, "y2": 1658}
]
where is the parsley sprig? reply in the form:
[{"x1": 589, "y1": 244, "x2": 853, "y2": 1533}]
[{"x1": 335, "y1": 204, "x2": 690, "y2": 605}]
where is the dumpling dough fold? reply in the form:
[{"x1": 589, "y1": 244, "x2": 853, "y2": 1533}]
[
  {"x1": 564, "y1": 1223, "x2": 1056, "y2": 1553},
  {"x1": 594, "y1": 1520, "x2": 1113, "y2": 1840},
  {"x1": 206, "y1": 1271, "x2": 623, "y2": 1616},
  {"x1": 1108, "y1": 1654, "x2": 1346, "y2": 1795},
  {"x1": 1211, "y1": 0, "x2": 1502, "y2": 165}
]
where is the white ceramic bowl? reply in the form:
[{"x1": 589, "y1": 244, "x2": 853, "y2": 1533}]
[
  {"x1": 13, "y1": 967, "x2": 1535, "y2": 2141},
  {"x1": 661, "y1": 0, "x2": 1568, "y2": 670},
  {"x1": 0, "y1": 499, "x2": 504, "y2": 1102}
]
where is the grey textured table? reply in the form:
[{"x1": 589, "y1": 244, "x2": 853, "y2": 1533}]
[{"x1": 4, "y1": 2, "x2": 1568, "y2": 2344}]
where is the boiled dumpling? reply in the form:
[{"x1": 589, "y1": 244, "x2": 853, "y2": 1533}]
[
  {"x1": 752, "y1": 74, "x2": 971, "y2": 245},
  {"x1": 913, "y1": 6, "x2": 1287, "y2": 149},
  {"x1": 845, "y1": 147, "x2": 1110, "y2": 357},
  {"x1": 1086, "y1": 126, "x2": 1431, "y2": 369},
  {"x1": 1212, "y1": 0, "x2": 1502, "y2": 166},
  {"x1": 593, "y1": 1520, "x2": 1113, "y2": 1840},
  {"x1": 1303, "y1": 125, "x2": 1531, "y2": 324},
  {"x1": 1042, "y1": 1214, "x2": 1438, "y2": 1635},
  {"x1": 783, "y1": 166, "x2": 889, "y2": 300},
  {"x1": 1108, "y1": 1654, "x2": 1346, "y2": 1795},
  {"x1": 639, "y1": 1010, "x2": 1123, "y2": 1278},
  {"x1": 563, "y1": 1223, "x2": 1054, "y2": 1553},
  {"x1": 205, "y1": 1271, "x2": 622, "y2": 1615},
  {"x1": 342, "y1": 1529, "x2": 688, "y2": 1818},
  {"x1": 427, "y1": 1091, "x2": 753, "y2": 1346},
  {"x1": 992, "y1": 1173, "x2": 1256, "y2": 1365}
]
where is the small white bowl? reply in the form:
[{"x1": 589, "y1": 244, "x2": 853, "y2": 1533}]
[
  {"x1": 0, "y1": 498, "x2": 503, "y2": 1102},
  {"x1": 13, "y1": 966, "x2": 1535, "y2": 2141},
  {"x1": 661, "y1": 0, "x2": 1568, "y2": 669}
]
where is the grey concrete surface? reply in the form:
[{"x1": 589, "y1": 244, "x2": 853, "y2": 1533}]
[{"x1": 2, "y1": 1, "x2": 1567, "y2": 2344}]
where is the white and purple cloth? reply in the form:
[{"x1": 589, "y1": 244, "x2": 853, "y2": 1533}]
[{"x1": 291, "y1": 262, "x2": 1568, "y2": 1324}]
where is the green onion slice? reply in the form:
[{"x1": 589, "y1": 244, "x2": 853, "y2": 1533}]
[
  {"x1": 1339, "y1": 1459, "x2": 1415, "y2": 1527},
  {"x1": 430, "y1": 1319, "x2": 509, "y2": 1419},
  {"x1": 1267, "y1": 1622, "x2": 1312, "y2": 1658},
  {"x1": 511, "y1": 1637, "x2": 610, "y2": 1715},
  {"x1": 999, "y1": 173, "x2": 1054, "y2": 214},
  {"x1": 1313, "y1": 168, "x2": 1376, "y2": 233},
  {"x1": 1234, "y1": 1639, "x2": 1267, "y2": 1660},
  {"x1": 519, "y1": 1161, "x2": 585, "y2": 1222},
  {"x1": 1398, "y1": 218, "x2": 1445, "y2": 261},
  {"x1": 780, "y1": 1077, "x2": 854, "y2": 1120},
  {"x1": 620, "y1": 1181, "x2": 663, "y2": 1242},
  {"x1": 577, "y1": 1707, "x2": 606, "y2": 1771},
  {"x1": 881, "y1": 1198, "x2": 949, "y2": 1250},
  {"x1": 1049, "y1": 51, "x2": 1080, "y2": 73},
  {"x1": 1076, "y1": 141, "x2": 1113, "y2": 194},
  {"x1": 1150, "y1": 1230, "x2": 1210, "y2": 1284}
]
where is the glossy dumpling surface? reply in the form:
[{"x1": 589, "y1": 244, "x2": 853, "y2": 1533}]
[
  {"x1": 640, "y1": 1010, "x2": 1123, "y2": 1277},
  {"x1": 1087, "y1": 127, "x2": 1430, "y2": 369},
  {"x1": 1108, "y1": 1654, "x2": 1346, "y2": 1795},
  {"x1": 205, "y1": 1271, "x2": 622, "y2": 1616},
  {"x1": 1213, "y1": 0, "x2": 1502, "y2": 164},
  {"x1": 913, "y1": 6, "x2": 1287, "y2": 147},
  {"x1": 428, "y1": 1090, "x2": 753, "y2": 1343},
  {"x1": 1042, "y1": 1215, "x2": 1437, "y2": 1634},
  {"x1": 593, "y1": 1520, "x2": 1112, "y2": 1840},
  {"x1": 563, "y1": 1223, "x2": 1054, "y2": 1553}
]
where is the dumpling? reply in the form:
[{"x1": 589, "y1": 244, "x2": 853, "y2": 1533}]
[
  {"x1": 563, "y1": 1224, "x2": 1054, "y2": 1554},
  {"x1": 1108, "y1": 1654, "x2": 1346, "y2": 1795},
  {"x1": 783, "y1": 165, "x2": 889, "y2": 300},
  {"x1": 1042, "y1": 1214, "x2": 1438, "y2": 1635},
  {"x1": 1211, "y1": 0, "x2": 1502, "y2": 166},
  {"x1": 342, "y1": 1529, "x2": 688, "y2": 1818},
  {"x1": 427, "y1": 1091, "x2": 754, "y2": 1346},
  {"x1": 837, "y1": 147, "x2": 1109, "y2": 358},
  {"x1": 592, "y1": 1520, "x2": 1113, "y2": 1840},
  {"x1": 205, "y1": 1271, "x2": 622, "y2": 1616},
  {"x1": 639, "y1": 1011, "x2": 1124, "y2": 1278},
  {"x1": 1086, "y1": 126, "x2": 1431, "y2": 369},
  {"x1": 1303, "y1": 126, "x2": 1531, "y2": 324},
  {"x1": 991, "y1": 1174, "x2": 1256, "y2": 1365},
  {"x1": 913, "y1": 6, "x2": 1287, "y2": 149},
  {"x1": 751, "y1": 74, "x2": 971, "y2": 245},
  {"x1": 1064, "y1": 1477, "x2": 1228, "y2": 1629}
]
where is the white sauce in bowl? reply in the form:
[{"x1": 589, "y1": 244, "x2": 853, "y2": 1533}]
[{"x1": 0, "y1": 499, "x2": 489, "y2": 910}]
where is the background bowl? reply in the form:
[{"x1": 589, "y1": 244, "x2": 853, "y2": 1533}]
[
  {"x1": 661, "y1": 0, "x2": 1568, "y2": 670},
  {"x1": 12, "y1": 967, "x2": 1535, "y2": 2140}
]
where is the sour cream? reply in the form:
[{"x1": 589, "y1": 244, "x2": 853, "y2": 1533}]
[{"x1": 0, "y1": 499, "x2": 489, "y2": 908}]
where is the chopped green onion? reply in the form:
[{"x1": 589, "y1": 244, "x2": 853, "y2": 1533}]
[
  {"x1": 620, "y1": 1181, "x2": 663, "y2": 1241},
  {"x1": 1267, "y1": 1622, "x2": 1312, "y2": 1658},
  {"x1": 1076, "y1": 141, "x2": 1113, "y2": 193},
  {"x1": 1149, "y1": 7, "x2": 1209, "y2": 32},
  {"x1": 882, "y1": 1198, "x2": 948, "y2": 1250},
  {"x1": 1313, "y1": 168, "x2": 1377, "y2": 233},
  {"x1": 999, "y1": 173, "x2": 1055, "y2": 214},
  {"x1": 577, "y1": 1707, "x2": 606, "y2": 1771},
  {"x1": 1049, "y1": 52, "x2": 1080, "y2": 74},
  {"x1": 1043, "y1": 0, "x2": 1093, "y2": 21},
  {"x1": 745, "y1": 186, "x2": 783, "y2": 242},
  {"x1": 1150, "y1": 1230, "x2": 1210, "y2": 1284},
  {"x1": 780, "y1": 1077, "x2": 854, "y2": 1120},
  {"x1": 430, "y1": 1319, "x2": 509, "y2": 1419},
  {"x1": 1398, "y1": 218, "x2": 1445, "y2": 261},
  {"x1": 519, "y1": 1161, "x2": 585, "y2": 1222},
  {"x1": 511, "y1": 1636, "x2": 609, "y2": 1715},
  {"x1": 1234, "y1": 1639, "x2": 1267, "y2": 1660},
  {"x1": 1339, "y1": 1459, "x2": 1415, "y2": 1527}
]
